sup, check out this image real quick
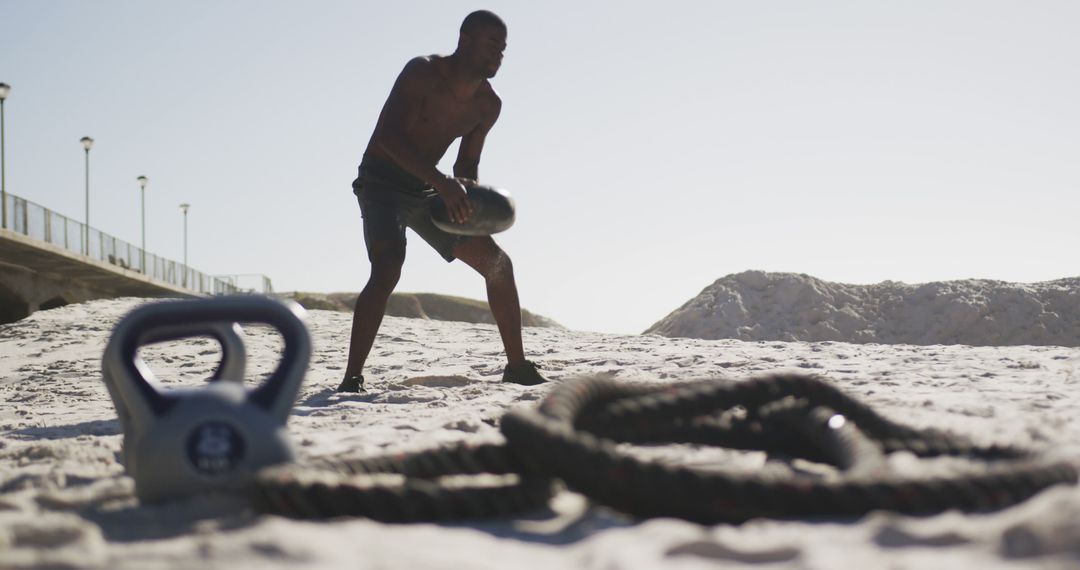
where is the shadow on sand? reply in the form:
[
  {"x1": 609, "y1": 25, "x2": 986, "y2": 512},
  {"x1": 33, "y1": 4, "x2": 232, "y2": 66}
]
[
  {"x1": 293, "y1": 387, "x2": 380, "y2": 412},
  {"x1": 81, "y1": 494, "x2": 258, "y2": 543},
  {"x1": 12, "y1": 418, "x2": 120, "y2": 440},
  {"x1": 441, "y1": 495, "x2": 636, "y2": 546}
]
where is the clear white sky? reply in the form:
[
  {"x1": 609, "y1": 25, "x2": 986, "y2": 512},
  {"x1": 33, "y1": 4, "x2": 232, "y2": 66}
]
[{"x1": 2, "y1": 1, "x2": 1078, "y2": 333}]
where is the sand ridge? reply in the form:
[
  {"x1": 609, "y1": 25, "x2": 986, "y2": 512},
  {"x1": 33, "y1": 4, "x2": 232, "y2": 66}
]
[{"x1": 646, "y1": 270, "x2": 1080, "y2": 346}]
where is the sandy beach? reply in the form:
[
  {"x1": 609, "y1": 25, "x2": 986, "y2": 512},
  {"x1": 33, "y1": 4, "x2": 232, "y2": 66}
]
[
  {"x1": 2, "y1": 296, "x2": 1080, "y2": 569},
  {"x1": 4, "y1": 1, "x2": 1079, "y2": 567}
]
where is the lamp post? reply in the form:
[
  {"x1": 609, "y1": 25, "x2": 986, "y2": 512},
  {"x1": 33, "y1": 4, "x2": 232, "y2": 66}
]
[
  {"x1": 0, "y1": 82, "x2": 10, "y2": 230},
  {"x1": 137, "y1": 175, "x2": 148, "y2": 272},
  {"x1": 179, "y1": 203, "x2": 189, "y2": 286},
  {"x1": 80, "y1": 136, "x2": 94, "y2": 255}
]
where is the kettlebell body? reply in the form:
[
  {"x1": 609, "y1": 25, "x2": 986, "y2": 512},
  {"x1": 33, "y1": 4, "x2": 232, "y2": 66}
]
[
  {"x1": 101, "y1": 296, "x2": 310, "y2": 503},
  {"x1": 128, "y1": 382, "x2": 294, "y2": 502}
]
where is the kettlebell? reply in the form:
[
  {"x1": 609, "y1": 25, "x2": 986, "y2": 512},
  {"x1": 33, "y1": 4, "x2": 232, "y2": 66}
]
[
  {"x1": 103, "y1": 319, "x2": 248, "y2": 473},
  {"x1": 101, "y1": 296, "x2": 311, "y2": 503}
]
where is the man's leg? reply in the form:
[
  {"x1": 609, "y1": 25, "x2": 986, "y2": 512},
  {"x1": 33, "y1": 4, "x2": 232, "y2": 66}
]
[
  {"x1": 342, "y1": 241, "x2": 406, "y2": 388},
  {"x1": 452, "y1": 236, "x2": 526, "y2": 367}
]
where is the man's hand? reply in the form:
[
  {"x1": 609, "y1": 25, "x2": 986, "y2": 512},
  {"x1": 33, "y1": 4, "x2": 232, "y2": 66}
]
[{"x1": 434, "y1": 176, "x2": 475, "y2": 224}]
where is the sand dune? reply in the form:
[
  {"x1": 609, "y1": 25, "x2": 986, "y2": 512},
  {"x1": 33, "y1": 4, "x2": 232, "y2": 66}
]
[
  {"x1": 647, "y1": 271, "x2": 1080, "y2": 346},
  {"x1": 1, "y1": 297, "x2": 1079, "y2": 569}
]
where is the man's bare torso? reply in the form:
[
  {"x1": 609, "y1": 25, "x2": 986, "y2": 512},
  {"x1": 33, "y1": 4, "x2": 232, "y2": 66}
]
[{"x1": 366, "y1": 55, "x2": 500, "y2": 167}]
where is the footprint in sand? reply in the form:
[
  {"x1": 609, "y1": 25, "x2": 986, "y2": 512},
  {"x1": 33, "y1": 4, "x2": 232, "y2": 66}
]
[
  {"x1": 400, "y1": 375, "x2": 477, "y2": 388},
  {"x1": 873, "y1": 520, "x2": 971, "y2": 548},
  {"x1": 666, "y1": 539, "x2": 801, "y2": 563}
]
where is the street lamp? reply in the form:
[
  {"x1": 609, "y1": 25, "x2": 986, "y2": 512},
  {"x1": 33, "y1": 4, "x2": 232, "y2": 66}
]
[
  {"x1": 179, "y1": 203, "x2": 190, "y2": 286},
  {"x1": 80, "y1": 136, "x2": 94, "y2": 255},
  {"x1": 0, "y1": 82, "x2": 10, "y2": 230},
  {"x1": 137, "y1": 175, "x2": 148, "y2": 272}
]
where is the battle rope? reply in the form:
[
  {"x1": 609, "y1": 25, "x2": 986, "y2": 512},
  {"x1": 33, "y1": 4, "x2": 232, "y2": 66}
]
[
  {"x1": 251, "y1": 443, "x2": 552, "y2": 522},
  {"x1": 251, "y1": 373, "x2": 1077, "y2": 523}
]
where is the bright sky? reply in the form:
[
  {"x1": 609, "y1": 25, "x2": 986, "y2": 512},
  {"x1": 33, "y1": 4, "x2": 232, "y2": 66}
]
[{"x1": 2, "y1": 1, "x2": 1078, "y2": 333}]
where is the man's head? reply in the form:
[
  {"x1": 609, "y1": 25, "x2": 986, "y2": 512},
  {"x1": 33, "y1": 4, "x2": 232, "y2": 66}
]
[{"x1": 457, "y1": 10, "x2": 507, "y2": 79}]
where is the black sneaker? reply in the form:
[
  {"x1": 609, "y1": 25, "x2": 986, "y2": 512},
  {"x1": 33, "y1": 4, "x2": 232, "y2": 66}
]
[
  {"x1": 337, "y1": 373, "x2": 366, "y2": 393},
  {"x1": 502, "y1": 360, "x2": 547, "y2": 386}
]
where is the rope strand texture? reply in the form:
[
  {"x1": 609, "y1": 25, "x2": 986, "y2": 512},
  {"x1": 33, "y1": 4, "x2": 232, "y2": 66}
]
[
  {"x1": 250, "y1": 442, "x2": 553, "y2": 522},
  {"x1": 253, "y1": 373, "x2": 1076, "y2": 523}
]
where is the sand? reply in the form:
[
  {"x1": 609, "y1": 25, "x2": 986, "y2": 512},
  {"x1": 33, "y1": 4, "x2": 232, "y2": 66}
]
[{"x1": 2, "y1": 297, "x2": 1080, "y2": 569}]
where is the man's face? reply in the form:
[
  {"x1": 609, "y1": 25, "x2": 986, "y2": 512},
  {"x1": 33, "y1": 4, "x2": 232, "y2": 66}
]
[{"x1": 464, "y1": 26, "x2": 507, "y2": 78}]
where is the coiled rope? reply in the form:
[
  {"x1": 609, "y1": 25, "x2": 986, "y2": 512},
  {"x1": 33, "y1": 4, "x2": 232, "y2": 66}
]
[{"x1": 251, "y1": 373, "x2": 1077, "y2": 523}]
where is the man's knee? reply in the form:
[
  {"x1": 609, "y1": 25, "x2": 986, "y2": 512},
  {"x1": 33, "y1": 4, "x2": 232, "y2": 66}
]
[
  {"x1": 487, "y1": 249, "x2": 513, "y2": 282},
  {"x1": 366, "y1": 242, "x2": 406, "y2": 293},
  {"x1": 457, "y1": 238, "x2": 513, "y2": 281}
]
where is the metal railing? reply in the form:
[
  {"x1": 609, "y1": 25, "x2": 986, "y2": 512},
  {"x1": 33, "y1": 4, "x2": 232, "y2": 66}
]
[
  {"x1": 0, "y1": 191, "x2": 266, "y2": 296},
  {"x1": 215, "y1": 274, "x2": 275, "y2": 294}
]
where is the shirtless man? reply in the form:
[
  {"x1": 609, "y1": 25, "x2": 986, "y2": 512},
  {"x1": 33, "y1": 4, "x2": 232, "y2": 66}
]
[{"x1": 338, "y1": 10, "x2": 547, "y2": 392}]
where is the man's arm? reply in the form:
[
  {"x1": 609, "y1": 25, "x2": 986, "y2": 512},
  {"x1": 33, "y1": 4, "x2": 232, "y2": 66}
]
[
  {"x1": 374, "y1": 58, "x2": 473, "y2": 222},
  {"x1": 373, "y1": 58, "x2": 447, "y2": 185},
  {"x1": 454, "y1": 93, "x2": 502, "y2": 181}
]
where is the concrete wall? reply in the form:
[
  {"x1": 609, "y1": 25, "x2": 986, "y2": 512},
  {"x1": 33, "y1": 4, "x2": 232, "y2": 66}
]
[
  {"x1": 0, "y1": 261, "x2": 107, "y2": 322},
  {"x1": 1, "y1": 229, "x2": 195, "y2": 325}
]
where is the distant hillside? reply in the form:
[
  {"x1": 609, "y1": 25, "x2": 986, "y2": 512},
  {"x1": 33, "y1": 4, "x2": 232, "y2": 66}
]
[
  {"x1": 645, "y1": 270, "x2": 1080, "y2": 346},
  {"x1": 282, "y1": 291, "x2": 563, "y2": 329}
]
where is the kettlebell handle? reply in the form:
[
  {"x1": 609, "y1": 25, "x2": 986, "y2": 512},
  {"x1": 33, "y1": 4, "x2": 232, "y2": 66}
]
[
  {"x1": 107, "y1": 296, "x2": 310, "y2": 423},
  {"x1": 137, "y1": 321, "x2": 247, "y2": 382}
]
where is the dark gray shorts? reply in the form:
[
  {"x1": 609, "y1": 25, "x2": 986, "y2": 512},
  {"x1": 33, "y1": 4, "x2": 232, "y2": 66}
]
[{"x1": 352, "y1": 154, "x2": 465, "y2": 263}]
